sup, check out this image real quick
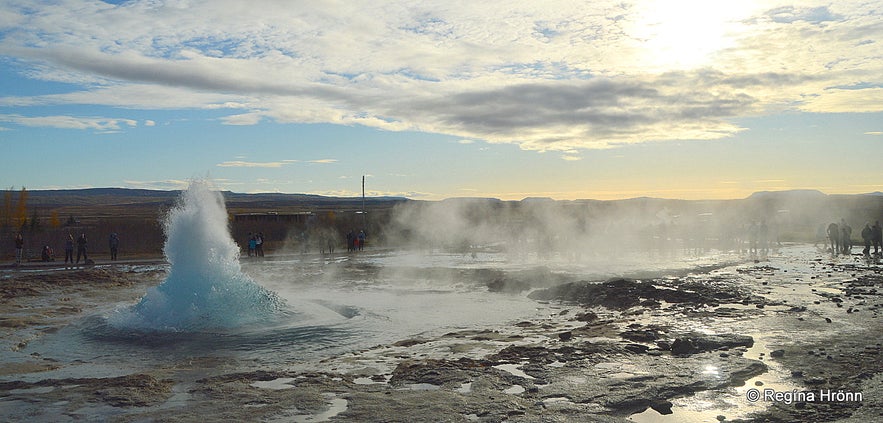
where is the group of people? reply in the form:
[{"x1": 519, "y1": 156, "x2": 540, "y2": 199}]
[
  {"x1": 346, "y1": 229, "x2": 367, "y2": 252},
  {"x1": 826, "y1": 219, "x2": 852, "y2": 255},
  {"x1": 59, "y1": 233, "x2": 93, "y2": 264},
  {"x1": 827, "y1": 219, "x2": 883, "y2": 257},
  {"x1": 746, "y1": 220, "x2": 771, "y2": 255},
  {"x1": 11, "y1": 232, "x2": 118, "y2": 265},
  {"x1": 246, "y1": 232, "x2": 265, "y2": 257},
  {"x1": 243, "y1": 229, "x2": 367, "y2": 256}
]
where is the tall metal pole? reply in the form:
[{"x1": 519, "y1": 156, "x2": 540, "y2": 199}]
[{"x1": 361, "y1": 175, "x2": 366, "y2": 228}]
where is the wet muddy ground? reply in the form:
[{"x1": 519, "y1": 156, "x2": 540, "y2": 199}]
[{"x1": 1, "y1": 245, "x2": 881, "y2": 422}]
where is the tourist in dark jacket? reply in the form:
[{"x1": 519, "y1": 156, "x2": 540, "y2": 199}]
[
  {"x1": 109, "y1": 233, "x2": 119, "y2": 261},
  {"x1": 862, "y1": 223, "x2": 873, "y2": 256},
  {"x1": 76, "y1": 233, "x2": 88, "y2": 264},
  {"x1": 872, "y1": 221, "x2": 883, "y2": 255},
  {"x1": 64, "y1": 234, "x2": 74, "y2": 264},
  {"x1": 14, "y1": 233, "x2": 23, "y2": 264}
]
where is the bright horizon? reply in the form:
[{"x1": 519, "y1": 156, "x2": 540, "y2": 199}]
[{"x1": 1, "y1": 1, "x2": 882, "y2": 202}]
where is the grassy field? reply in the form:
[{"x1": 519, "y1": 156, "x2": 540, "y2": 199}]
[{"x1": 2, "y1": 190, "x2": 403, "y2": 262}]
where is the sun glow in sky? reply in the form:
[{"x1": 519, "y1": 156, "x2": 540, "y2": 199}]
[
  {"x1": 630, "y1": 1, "x2": 756, "y2": 71},
  {"x1": 0, "y1": 0, "x2": 881, "y2": 200}
]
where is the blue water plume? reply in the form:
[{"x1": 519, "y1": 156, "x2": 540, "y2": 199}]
[{"x1": 109, "y1": 181, "x2": 284, "y2": 332}]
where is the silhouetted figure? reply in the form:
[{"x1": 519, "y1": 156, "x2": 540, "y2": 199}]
[
  {"x1": 109, "y1": 233, "x2": 120, "y2": 261},
  {"x1": 64, "y1": 233, "x2": 74, "y2": 264},
  {"x1": 826, "y1": 222, "x2": 840, "y2": 255},
  {"x1": 346, "y1": 230, "x2": 355, "y2": 252},
  {"x1": 839, "y1": 219, "x2": 851, "y2": 255},
  {"x1": 872, "y1": 221, "x2": 883, "y2": 255},
  {"x1": 14, "y1": 233, "x2": 24, "y2": 264},
  {"x1": 321, "y1": 230, "x2": 335, "y2": 255},
  {"x1": 76, "y1": 233, "x2": 88, "y2": 264},
  {"x1": 358, "y1": 230, "x2": 366, "y2": 251},
  {"x1": 861, "y1": 223, "x2": 872, "y2": 256}
]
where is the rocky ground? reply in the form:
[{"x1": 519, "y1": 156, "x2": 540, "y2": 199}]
[{"x1": 0, "y1": 246, "x2": 881, "y2": 422}]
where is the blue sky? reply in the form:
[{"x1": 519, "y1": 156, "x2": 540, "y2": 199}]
[{"x1": 1, "y1": 0, "x2": 881, "y2": 200}]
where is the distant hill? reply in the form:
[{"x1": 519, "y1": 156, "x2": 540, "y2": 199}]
[
  {"x1": 23, "y1": 188, "x2": 409, "y2": 209},
  {"x1": 29, "y1": 188, "x2": 178, "y2": 198},
  {"x1": 14, "y1": 187, "x2": 882, "y2": 223},
  {"x1": 746, "y1": 189, "x2": 828, "y2": 200},
  {"x1": 19, "y1": 187, "x2": 881, "y2": 214},
  {"x1": 24, "y1": 188, "x2": 179, "y2": 207}
]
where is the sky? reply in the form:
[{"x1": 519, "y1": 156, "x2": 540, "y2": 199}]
[{"x1": 0, "y1": 0, "x2": 881, "y2": 201}]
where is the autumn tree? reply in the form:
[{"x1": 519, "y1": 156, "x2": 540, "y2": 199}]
[
  {"x1": 50, "y1": 211, "x2": 61, "y2": 228},
  {"x1": 15, "y1": 187, "x2": 28, "y2": 229},
  {"x1": 1, "y1": 187, "x2": 11, "y2": 229}
]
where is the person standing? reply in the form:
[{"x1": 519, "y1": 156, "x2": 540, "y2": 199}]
[
  {"x1": 247, "y1": 234, "x2": 256, "y2": 257},
  {"x1": 827, "y1": 222, "x2": 840, "y2": 255},
  {"x1": 64, "y1": 233, "x2": 74, "y2": 264},
  {"x1": 861, "y1": 223, "x2": 873, "y2": 256},
  {"x1": 76, "y1": 233, "x2": 88, "y2": 264},
  {"x1": 255, "y1": 232, "x2": 264, "y2": 257},
  {"x1": 109, "y1": 233, "x2": 120, "y2": 261},
  {"x1": 873, "y1": 221, "x2": 883, "y2": 256},
  {"x1": 840, "y1": 219, "x2": 852, "y2": 255},
  {"x1": 14, "y1": 233, "x2": 24, "y2": 264},
  {"x1": 325, "y1": 230, "x2": 335, "y2": 254}
]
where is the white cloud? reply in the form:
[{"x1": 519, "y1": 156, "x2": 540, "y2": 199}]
[
  {"x1": 800, "y1": 88, "x2": 883, "y2": 113},
  {"x1": 313, "y1": 189, "x2": 419, "y2": 198},
  {"x1": 214, "y1": 159, "x2": 335, "y2": 167},
  {"x1": 216, "y1": 161, "x2": 291, "y2": 168},
  {"x1": 222, "y1": 112, "x2": 264, "y2": 126},
  {"x1": 123, "y1": 179, "x2": 190, "y2": 190},
  {"x1": 0, "y1": 84, "x2": 246, "y2": 110},
  {"x1": 0, "y1": 114, "x2": 136, "y2": 131},
  {"x1": 0, "y1": 1, "x2": 880, "y2": 151}
]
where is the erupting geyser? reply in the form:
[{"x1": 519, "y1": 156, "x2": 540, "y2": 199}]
[{"x1": 109, "y1": 180, "x2": 283, "y2": 331}]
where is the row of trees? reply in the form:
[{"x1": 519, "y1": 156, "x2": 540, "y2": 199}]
[
  {"x1": 2, "y1": 187, "x2": 69, "y2": 233},
  {"x1": 2, "y1": 187, "x2": 30, "y2": 230}
]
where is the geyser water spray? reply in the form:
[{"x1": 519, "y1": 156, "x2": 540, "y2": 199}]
[{"x1": 109, "y1": 180, "x2": 283, "y2": 331}]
